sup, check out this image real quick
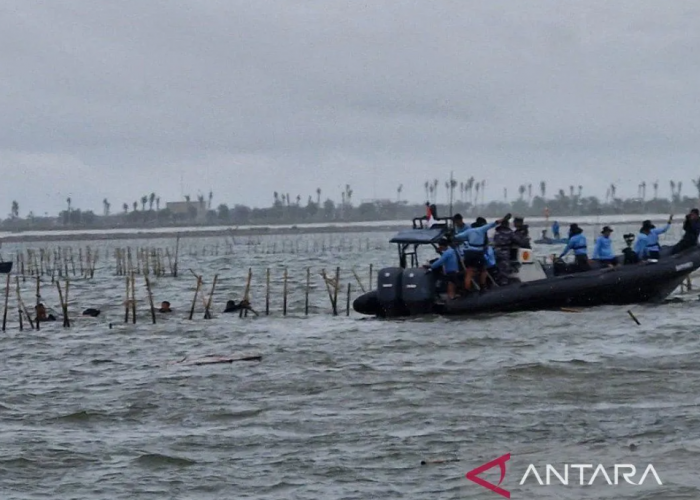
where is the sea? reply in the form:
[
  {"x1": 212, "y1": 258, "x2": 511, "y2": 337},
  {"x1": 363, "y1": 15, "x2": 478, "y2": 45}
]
[{"x1": 1, "y1": 219, "x2": 699, "y2": 499}]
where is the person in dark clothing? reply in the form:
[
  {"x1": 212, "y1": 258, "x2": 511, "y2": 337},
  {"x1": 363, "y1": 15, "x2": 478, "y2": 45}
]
[
  {"x1": 513, "y1": 217, "x2": 531, "y2": 249},
  {"x1": 35, "y1": 303, "x2": 57, "y2": 322},
  {"x1": 82, "y1": 308, "x2": 100, "y2": 317},
  {"x1": 158, "y1": 301, "x2": 172, "y2": 313},
  {"x1": 671, "y1": 209, "x2": 700, "y2": 254},
  {"x1": 492, "y1": 220, "x2": 515, "y2": 285}
]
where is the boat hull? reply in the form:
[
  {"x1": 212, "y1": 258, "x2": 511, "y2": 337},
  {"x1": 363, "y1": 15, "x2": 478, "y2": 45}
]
[{"x1": 353, "y1": 247, "x2": 700, "y2": 317}]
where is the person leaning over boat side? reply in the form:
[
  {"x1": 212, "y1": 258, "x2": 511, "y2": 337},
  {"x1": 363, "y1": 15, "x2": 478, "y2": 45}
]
[
  {"x1": 558, "y1": 224, "x2": 590, "y2": 272},
  {"x1": 592, "y1": 226, "x2": 618, "y2": 267},
  {"x1": 635, "y1": 216, "x2": 672, "y2": 261},
  {"x1": 424, "y1": 238, "x2": 460, "y2": 299},
  {"x1": 492, "y1": 219, "x2": 516, "y2": 285},
  {"x1": 671, "y1": 209, "x2": 699, "y2": 254},
  {"x1": 454, "y1": 215, "x2": 506, "y2": 292}
]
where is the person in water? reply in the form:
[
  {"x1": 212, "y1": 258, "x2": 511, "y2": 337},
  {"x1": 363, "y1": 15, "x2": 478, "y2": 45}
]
[
  {"x1": 82, "y1": 308, "x2": 100, "y2": 317},
  {"x1": 158, "y1": 301, "x2": 172, "y2": 313},
  {"x1": 671, "y1": 209, "x2": 699, "y2": 255},
  {"x1": 559, "y1": 224, "x2": 590, "y2": 272},
  {"x1": 454, "y1": 215, "x2": 506, "y2": 291},
  {"x1": 552, "y1": 220, "x2": 561, "y2": 239},
  {"x1": 424, "y1": 238, "x2": 460, "y2": 299},
  {"x1": 35, "y1": 303, "x2": 56, "y2": 322},
  {"x1": 635, "y1": 216, "x2": 672, "y2": 261},
  {"x1": 592, "y1": 226, "x2": 618, "y2": 267}
]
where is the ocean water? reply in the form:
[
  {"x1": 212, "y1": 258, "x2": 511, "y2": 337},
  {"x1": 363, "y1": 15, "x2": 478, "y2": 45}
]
[{"x1": 1, "y1": 223, "x2": 699, "y2": 499}]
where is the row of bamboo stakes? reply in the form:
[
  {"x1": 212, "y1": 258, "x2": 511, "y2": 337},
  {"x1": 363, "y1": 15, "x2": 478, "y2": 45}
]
[{"x1": 1, "y1": 264, "x2": 376, "y2": 331}]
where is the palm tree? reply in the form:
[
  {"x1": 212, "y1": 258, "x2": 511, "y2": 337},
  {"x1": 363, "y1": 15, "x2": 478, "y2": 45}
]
[
  {"x1": 577, "y1": 185, "x2": 582, "y2": 198},
  {"x1": 670, "y1": 180, "x2": 675, "y2": 200},
  {"x1": 539, "y1": 180, "x2": 546, "y2": 199},
  {"x1": 653, "y1": 180, "x2": 659, "y2": 199},
  {"x1": 475, "y1": 182, "x2": 481, "y2": 207},
  {"x1": 527, "y1": 183, "x2": 532, "y2": 203},
  {"x1": 141, "y1": 195, "x2": 147, "y2": 212},
  {"x1": 103, "y1": 198, "x2": 110, "y2": 216},
  {"x1": 156, "y1": 197, "x2": 161, "y2": 211},
  {"x1": 610, "y1": 183, "x2": 617, "y2": 200},
  {"x1": 518, "y1": 184, "x2": 526, "y2": 200},
  {"x1": 397, "y1": 184, "x2": 403, "y2": 202},
  {"x1": 694, "y1": 178, "x2": 700, "y2": 200},
  {"x1": 132, "y1": 201, "x2": 138, "y2": 212},
  {"x1": 123, "y1": 202, "x2": 128, "y2": 214},
  {"x1": 480, "y1": 180, "x2": 486, "y2": 205},
  {"x1": 10, "y1": 200, "x2": 19, "y2": 219},
  {"x1": 640, "y1": 181, "x2": 646, "y2": 200},
  {"x1": 66, "y1": 197, "x2": 72, "y2": 213},
  {"x1": 569, "y1": 185, "x2": 574, "y2": 198},
  {"x1": 424, "y1": 181, "x2": 430, "y2": 201},
  {"x1": 678, "y1": 181, "x2": 683, "y2": 199},
  {"x1": 185, "y1": 194, "x2": 191, "y2": 204},
  {"x1": 197, "y1": 194, "x2": 205, "y2": 208},
  {"x1": 208, "y1": 190, "x2": 213, "y2": 210},
  {"x1": 459, "y1": 182, "x2": 464, "y2": 202},
  {"x1": 316, "y1": 188, "x2": 321, "y2": 206},
  {"x1": 149, "y1": 192, "x2": 156, "y2": 211},
  {"x1": 432, "y1": 179, "x2": 439, "y2": 203},
  {"x1": 503, "y1": 188, "x2": 507, "y2": 201},
  {"x1": 345, "y1": 184, "x2": 353, "y2": 206},
  {"x1": 296, "y1": 194, "x2": 301, "y2": 206}
]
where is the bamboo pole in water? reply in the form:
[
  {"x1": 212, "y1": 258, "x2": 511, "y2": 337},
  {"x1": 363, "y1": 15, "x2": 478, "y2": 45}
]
[
  {"x1": 241, "y1": 268, "x2": 253, "y2": 318},
  {"x1": 282, "y1": 267, "x2": 289, "y2": 316},
  {"x1": 35, "y1": 276, "x2": 41, "y2": 331},
  {"x1": 204, "y1": 274, "x2": 218, "y2": 319},
  {"x1": 145, "y1": 276, "x2": 156, "y2": 324},
  {"x1": 189, "y1": 275, "x2": 202, "y2": 320},
  {"x1": 173, "y1": 234, "x2": 181, "y2": 277},
  {"x1": 332, "y1": 267, "x2": 340, "y2": 316},
  {"x1": 124, "y1": 276, "x2": 130, "y2": 323},
  {"x1": 305, "y1": 267, "x2": 310, "y2": 316},
  {"x1": 2, "y1": 274, "x2": 10, "y2": 331},
  {"x1": 63, "y1": 280, "x2": 71, "y2": 327},
  {"x1": 346, "y1": 282, "x2": 351, "y2": 316},
  {"x1": 130, "y1": 273, "x2": 136, "y2": 324},
  {"x1": 265, "y1": 268, "x2": 270, "y2": 316}
]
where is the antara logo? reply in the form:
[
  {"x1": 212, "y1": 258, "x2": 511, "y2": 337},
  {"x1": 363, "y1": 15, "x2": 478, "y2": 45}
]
[{"x1": 466, "y1": 454, "x2": 663, "y2": 498}]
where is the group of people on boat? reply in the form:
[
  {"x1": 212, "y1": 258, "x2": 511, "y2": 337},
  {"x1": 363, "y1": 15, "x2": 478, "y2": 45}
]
[
  {"x1": 424, "y1": 208, "x2": 700, "y2": 298},
  {"x1": 425, "y1": 212, "x2": 531, "y2": 298}
]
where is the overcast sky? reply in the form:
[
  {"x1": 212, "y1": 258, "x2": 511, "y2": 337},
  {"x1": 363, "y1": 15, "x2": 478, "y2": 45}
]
[{"x1": 2, "y1": 0, "x2": 700, "y2": 216}]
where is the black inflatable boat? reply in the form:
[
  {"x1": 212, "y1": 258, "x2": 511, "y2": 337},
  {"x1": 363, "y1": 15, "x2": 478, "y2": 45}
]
[{"x1": 353, "y1": 219, "x2": 700, "y2": 317}]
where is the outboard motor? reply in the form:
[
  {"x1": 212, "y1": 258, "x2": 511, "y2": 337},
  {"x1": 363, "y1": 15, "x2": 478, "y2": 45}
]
[
  {"x1": 402, "y1": 267, "x2": 436, "y2": 315},
  {"x1": 376, "y1": 267, "x2": 407, "y2": 317}
]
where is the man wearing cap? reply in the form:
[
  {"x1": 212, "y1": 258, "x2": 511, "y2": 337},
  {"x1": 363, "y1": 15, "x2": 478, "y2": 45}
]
[
  {"x1": 559, "y1": 224, "x2": 590, "y2": 271},
  {"x1": 671, "y1": 209, "x2": 698, "y2": 255},
  {"x1": 424, "y1": 238, "x2": 460, "y2": 299},
  {"x1": 592, "y1": 226, "x2": 618, "y2": 267},
  {"x1": 636, "y1": 216, "x2": 672, "y2": 261}
]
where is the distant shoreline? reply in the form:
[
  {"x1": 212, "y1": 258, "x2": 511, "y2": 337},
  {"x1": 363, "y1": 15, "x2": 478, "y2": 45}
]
[{"x1": 0, "y1": 213, "x2": 682, "y2": 244}]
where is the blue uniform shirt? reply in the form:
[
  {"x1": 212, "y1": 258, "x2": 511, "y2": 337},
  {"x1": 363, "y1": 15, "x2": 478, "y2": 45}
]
[
  {"x1": 484, "y1": 246, "x2": 496, "y2": 267},
  {"x1": 455, "y1": 221, "x2": 497, "y2": 251},
  {"x1": 645, "y1": 224, "x2": 670, "y2": 251},
  {"x1": 592, "y1": 235, "x2": 614, "y2": 259},
  {"x1": 552, "y1": 221, "x2": 560, "y2": 237},
  {"x1": 560, "y1": 233, "x2": 587, "y2": 258},
  {"x1": 430, "y1": 247, "x2": 460, "y2": 273},
  {"x1": 634, "y1": 233, "x2": 650, "y2": 259}
]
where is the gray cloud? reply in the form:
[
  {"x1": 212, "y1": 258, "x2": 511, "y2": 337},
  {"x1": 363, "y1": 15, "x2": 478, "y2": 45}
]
[{"x1": 2, "y1": 0, "x2": 700, "y2": 215}]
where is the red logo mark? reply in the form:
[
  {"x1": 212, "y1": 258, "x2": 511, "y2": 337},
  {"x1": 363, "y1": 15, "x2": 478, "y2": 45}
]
[{"x1": 466, "y1": 453, "x2": 511, "y2": 498}]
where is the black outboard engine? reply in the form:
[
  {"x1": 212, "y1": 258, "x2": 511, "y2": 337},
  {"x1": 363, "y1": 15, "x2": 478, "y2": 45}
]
[
  {"x1": 376, "y1": 267, "x2": 407, "y2": 317},
  {"x1": 402, "y1": 268, "x2": 436, "y2": 315}
]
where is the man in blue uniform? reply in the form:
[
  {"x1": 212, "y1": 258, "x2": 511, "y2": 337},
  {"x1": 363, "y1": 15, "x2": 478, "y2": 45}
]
[
  {"x1": 592, "y1": 226, "x2": 617, "y2": 267},
  {"x1": 425, "y1": 238, "x2": 460, "y2": 299},
  {"x1": 455, "y1": 215, "x2": 507, "y2": 291},
  {"x1": 559, "y1": 223, "x2": 590, "y2": 272},
  {"x1": 552, "y1": 221, "x2": 561, "y2": 239},
  {"x1": 635, "y1": 216, "x2": 672, "y2": 261}
]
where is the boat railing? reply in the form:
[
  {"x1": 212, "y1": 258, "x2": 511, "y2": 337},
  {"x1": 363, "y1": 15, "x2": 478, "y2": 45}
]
[{"x1": 411, "y1": 216, "x2": 453, "y2": 230}]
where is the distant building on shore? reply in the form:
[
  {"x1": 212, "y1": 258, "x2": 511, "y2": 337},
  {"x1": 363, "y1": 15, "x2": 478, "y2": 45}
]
[{"x1": 166, "y1": 201, "x2": 206, "y2": 222}]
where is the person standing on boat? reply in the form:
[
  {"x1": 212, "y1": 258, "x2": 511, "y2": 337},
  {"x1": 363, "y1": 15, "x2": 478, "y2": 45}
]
[
  {"x1": 424, "y1": 238, "x2": 460, "y2": 299},
  {"x1": 635, "y1": 217, "x2": 672, "y2": 261},
  {"x1": 454, "y1": 215, "x2": 505, "y2": 292},
  {"x1": 513, "y1": 217, "x2": 531, "y2": 249},
  {"x1": 559, "y1": 224, "x2": 590, "y2": 271},
  {"x1": 592, "y1": 226, "x2": 618, "y2": 267},
  {"x1": 493, "y1": 219, "x2": 516, "y2": 285},
  {"x1": 671, "y1": 209, "x2": 699, "y2": 254},
  {"x1": 552, "y1": 221, "x2": 561, "y2": 239}
]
